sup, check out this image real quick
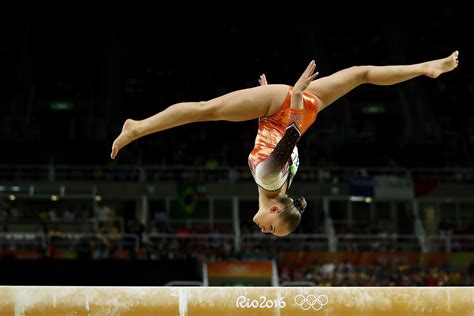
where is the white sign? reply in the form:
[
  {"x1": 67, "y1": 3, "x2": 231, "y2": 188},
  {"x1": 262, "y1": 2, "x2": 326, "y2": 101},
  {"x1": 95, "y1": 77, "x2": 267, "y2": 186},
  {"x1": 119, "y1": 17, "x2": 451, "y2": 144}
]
[{"x1": 235, "y1": 295, "x2": 286, "y2": 309}]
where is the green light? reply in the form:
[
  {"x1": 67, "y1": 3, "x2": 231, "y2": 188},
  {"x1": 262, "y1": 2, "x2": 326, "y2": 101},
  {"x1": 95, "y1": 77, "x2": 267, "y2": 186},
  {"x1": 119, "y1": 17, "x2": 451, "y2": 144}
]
[
  {"x1": 50, "y1": 101, "x2": 73, "y2": 111},
  {"x1": 361, "y1": 105, "x2": 385, "y2": 114}
]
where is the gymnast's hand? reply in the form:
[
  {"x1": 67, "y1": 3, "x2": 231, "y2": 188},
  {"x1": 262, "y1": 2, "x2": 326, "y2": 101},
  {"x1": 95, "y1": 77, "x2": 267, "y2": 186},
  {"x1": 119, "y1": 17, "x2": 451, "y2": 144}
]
[
  {"x1": 291, "y1": 60, "x2": 319, "y2": 110},
  {"x1": 258, "y1": 73, "x2": 268, "y2": 86},
  {"x1": 294, "y1": 60, "x2": 319, "y2": 93}
]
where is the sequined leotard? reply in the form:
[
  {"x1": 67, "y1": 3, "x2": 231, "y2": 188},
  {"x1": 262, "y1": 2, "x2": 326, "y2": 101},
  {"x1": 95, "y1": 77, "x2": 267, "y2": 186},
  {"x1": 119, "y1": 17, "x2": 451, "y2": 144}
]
[{"x1": 248, "y1": 87, "x2": 319, "y2": 191}]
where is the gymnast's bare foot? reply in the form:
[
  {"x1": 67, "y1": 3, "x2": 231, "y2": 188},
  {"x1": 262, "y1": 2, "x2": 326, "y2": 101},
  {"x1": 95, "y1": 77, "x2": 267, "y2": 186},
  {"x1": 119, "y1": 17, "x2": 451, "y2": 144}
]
[
  {"x1": 424, "y1": 50, "x2": 459, "y2": 78},
  {"x1": 111, "y1": 119, "x2": 138, "y2": 159}
]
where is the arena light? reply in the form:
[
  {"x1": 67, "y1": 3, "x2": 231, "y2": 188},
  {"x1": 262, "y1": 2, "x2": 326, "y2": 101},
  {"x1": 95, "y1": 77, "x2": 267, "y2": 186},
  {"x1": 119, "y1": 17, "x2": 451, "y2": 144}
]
[
  {"x1": 8, "y1": 195, "x2": 15, "y2": 201},
  {"x1": 361, "y1": 104, "x2": 385, "y2": 114},
  {"x1": 349, "y1": 196, "x2": 373, "y2": 203},
  {"x1": 51, "y1": 195, "x2": 59, "y2": 201},
  {"x1": 50, "y1": 101, "x2": 73, "y2": 111},
  {"x1": 95, "y1": 195, "x2": 102, "y2": 202}
]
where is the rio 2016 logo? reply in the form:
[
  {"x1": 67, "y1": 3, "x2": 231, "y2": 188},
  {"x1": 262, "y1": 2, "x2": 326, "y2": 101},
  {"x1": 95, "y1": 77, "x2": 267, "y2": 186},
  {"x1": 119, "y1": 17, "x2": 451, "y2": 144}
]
[
  {"x1": 294, "y1": 294, "x2": 329, "y2": 311},
  {"x1": 235, "y1": 295, "x2": 286, "y2": 309}
]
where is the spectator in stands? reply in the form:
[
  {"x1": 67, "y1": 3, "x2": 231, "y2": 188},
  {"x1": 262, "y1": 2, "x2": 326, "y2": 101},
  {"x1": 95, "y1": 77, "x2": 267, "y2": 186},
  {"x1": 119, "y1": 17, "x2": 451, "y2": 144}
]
[
  {"x1": 0, "y1": 242, "x2": 16, "y2": 259},
  {"x1": 63, "y1": 208, "x2": 75, "y2": 222}
]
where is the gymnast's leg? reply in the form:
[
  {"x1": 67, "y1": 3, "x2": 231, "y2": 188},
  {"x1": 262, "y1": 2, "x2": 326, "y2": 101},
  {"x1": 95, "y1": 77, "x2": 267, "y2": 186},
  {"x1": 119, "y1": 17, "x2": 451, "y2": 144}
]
[
  {"x1": 111, "y1": 84, "x2": 289, "y2": 159},
  {"x1": 307, "y1": 51, "x2": 459, "y2": 111}
]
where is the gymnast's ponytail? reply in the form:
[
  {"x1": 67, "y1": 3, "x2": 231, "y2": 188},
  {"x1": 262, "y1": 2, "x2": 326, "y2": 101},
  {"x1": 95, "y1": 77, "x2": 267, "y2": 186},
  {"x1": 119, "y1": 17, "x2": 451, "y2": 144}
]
[
  {"x1": 279, "y1": 195, "x2": 306, "y2": 235},
  {"x1": 293, "y1": 197, "x2": 307, "y2": 214}
]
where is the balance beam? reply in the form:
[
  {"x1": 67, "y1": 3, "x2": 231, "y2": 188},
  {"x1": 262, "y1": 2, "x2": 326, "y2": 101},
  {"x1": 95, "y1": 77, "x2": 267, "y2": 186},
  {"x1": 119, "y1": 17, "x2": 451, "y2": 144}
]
[{"x1": 1, "y1": 286, "x2": 472, "y2": 315}]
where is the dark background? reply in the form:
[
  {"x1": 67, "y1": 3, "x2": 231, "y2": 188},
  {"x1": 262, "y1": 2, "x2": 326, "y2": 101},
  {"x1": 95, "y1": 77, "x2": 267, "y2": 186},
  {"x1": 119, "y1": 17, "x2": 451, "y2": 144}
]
[{"x1": 1, "y1": 19, "x2": 472, "y2": 168}]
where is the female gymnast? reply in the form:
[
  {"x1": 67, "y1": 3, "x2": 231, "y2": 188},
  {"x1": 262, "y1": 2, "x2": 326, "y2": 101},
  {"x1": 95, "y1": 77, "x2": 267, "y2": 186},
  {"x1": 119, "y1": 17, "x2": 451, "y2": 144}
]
[{"x1": 111, "y1": 51, "x2": 459, "y2": 236}]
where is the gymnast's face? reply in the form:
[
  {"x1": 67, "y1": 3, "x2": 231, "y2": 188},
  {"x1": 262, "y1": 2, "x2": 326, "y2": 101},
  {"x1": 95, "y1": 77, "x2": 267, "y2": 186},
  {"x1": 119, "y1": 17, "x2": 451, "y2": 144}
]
[{"x1": 253, "y1": 205, "x2": 289, "y2": 237}]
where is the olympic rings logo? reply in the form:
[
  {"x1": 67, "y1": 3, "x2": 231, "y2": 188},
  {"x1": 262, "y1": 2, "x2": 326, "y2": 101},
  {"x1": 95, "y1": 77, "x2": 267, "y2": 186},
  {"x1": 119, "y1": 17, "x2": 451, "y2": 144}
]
[{"x1": 294, "y1": 294, "x2": 329, "y2": 311}]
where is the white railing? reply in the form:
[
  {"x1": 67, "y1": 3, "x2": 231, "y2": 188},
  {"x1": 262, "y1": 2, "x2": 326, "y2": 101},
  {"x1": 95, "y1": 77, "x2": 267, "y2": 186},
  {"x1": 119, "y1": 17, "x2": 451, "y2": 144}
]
[
  {"x1": 336, "y1": 234, "x2": 421, "y2": 251},
  {"x1": 0, "y1": 233, "x2": 45, "y2": 250},
  {"x1": 0, "y1": 218, "x2": 125, "y2": 235},
  {"x1": 2, "y1": 232, "x2": 474, "y2": 254},
  {"x1": 146, "y1": 233, "x2": 235, "y2": 257},
  {"x1": 147, "y1": 233, "x2": 235, "y2": 246},
  {"x1": 1, "y1": 164, "x2": 473, "y2": 183},
  {"x1": 0, "y1": 232, "x2": 139, "y2": 251},
  {"x1": 428, "y1": 235, "x2": 474, "y2": 252},
  {"x1": 241, "y1": 234, "x2": 330, "y2": 251},
  {"x1": 49, "y1": 233, "x2": 140, "y2": 252}
]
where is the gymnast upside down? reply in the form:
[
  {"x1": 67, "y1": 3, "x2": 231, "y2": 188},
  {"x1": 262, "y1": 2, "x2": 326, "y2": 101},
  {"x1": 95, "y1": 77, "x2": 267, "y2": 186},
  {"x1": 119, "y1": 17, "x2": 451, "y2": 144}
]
[{"x1": 111, "y1": 51, "x2": 459, "y2": 236}]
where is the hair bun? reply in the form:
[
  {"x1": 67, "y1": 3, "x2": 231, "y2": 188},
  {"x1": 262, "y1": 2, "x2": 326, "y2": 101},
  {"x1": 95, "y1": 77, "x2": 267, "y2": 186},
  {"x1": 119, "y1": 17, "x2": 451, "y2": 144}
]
[{"x1": 293, "y1": 197, "x2": 307, "y2": 214}]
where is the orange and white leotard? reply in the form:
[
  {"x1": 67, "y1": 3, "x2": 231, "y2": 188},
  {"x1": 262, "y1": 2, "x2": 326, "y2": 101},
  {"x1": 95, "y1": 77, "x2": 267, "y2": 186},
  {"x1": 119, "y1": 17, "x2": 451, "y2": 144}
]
[{"x1": 248, "y1": 87, "x2": 319, "y2": 191}]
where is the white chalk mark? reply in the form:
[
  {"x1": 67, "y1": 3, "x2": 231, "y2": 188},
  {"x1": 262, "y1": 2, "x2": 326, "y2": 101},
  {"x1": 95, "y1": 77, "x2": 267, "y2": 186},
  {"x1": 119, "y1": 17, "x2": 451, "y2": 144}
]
[
  {"x1": 14, "y1": 301, "x2": 24, "y2": 316},
  {"x1": 179, "y1": 288, "x2": 188, "y2": 316},
  {"x1": 85, "y1": 294, "x2": 90, "y2": 311},
  {"x1": 447, "y1": 288, "x2": 451, "y2": 312},
  {"x1": 275, "y1": 287, "x2": 281, "y2": 316}
]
